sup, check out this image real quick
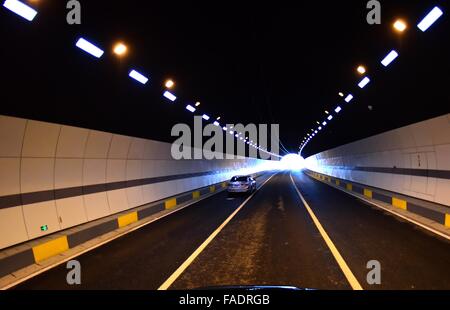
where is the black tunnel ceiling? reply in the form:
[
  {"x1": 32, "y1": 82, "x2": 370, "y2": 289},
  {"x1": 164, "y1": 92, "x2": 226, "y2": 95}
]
[{"x1": 0, "y1": 0, "x2": 448, "y2": 157}]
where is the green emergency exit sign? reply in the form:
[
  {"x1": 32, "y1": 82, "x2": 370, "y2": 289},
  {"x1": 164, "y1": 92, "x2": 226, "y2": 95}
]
[{"x1": 40, "y1": 225, "x2": 48, "y2": 232}]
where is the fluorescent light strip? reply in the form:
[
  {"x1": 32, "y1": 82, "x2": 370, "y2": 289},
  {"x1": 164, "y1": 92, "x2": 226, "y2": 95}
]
[
  {"x1": 358, "y1": 77, "x2": 370, "y2": 88},
  {"x1": 335, "y1": 106, "x2": 342, "y2": 113},
  {"x1": 186, "y1": 105, "x2": 196, "y2": 112},
  {"x1": 417, "y1": 7, "x2": 443, "y2": 32},
  {"x1": 322, "y1": 121, "x2": 327, "y2": 126},
  {"x1": 327, "y1": 115, "x2": 333, "y2": 121},
  {"x1": 345, "y1": 94, "x2": 354, "y2": 103},
  {"x1": 3, "y1": 0, "x2": 37, "y2": 21},
  {"x1": 163, "y1": 91, "x2": 177, "y2": 101},
  {"x1": 381, "y1": 50, "x2": 399, "y2": 67},
  {"x1": 76, "y1": 38, "x2": 104, "y2": 58},
  {"x1": 213, "y1": 121, "x2": 220, "y2": 126}
]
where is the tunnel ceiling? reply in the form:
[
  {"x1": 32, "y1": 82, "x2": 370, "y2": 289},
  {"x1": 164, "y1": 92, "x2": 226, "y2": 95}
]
[{"x1": 0, "y1": 0, "x2": 448, "y2": 157}]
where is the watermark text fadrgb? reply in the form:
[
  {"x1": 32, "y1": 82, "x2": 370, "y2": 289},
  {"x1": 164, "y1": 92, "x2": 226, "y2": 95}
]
[{"x1": 171, "y1": 116, "x2": 280, "y2": 160}]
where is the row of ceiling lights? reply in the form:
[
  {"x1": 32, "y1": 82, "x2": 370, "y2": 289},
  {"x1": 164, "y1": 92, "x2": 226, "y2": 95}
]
[
  {"x1": 299, "y1": 6, "x2": 444, "y2": 156},
  {"x1": 3, "y1": 0, "x2": 281, "y2": 158}
]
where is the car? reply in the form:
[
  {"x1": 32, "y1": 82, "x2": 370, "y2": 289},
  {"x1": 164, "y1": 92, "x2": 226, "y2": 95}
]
[{"x1": 227, "y1": 175, "x2": 256, "y2": 194}]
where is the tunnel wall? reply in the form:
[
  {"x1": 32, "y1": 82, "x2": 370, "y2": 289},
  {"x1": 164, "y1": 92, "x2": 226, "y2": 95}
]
[
  {"x1": 305, "y1": 114, "x2": 450, "y2": 207},
  {"x1": 0, "y1": 115, "x2": 271, "y2": 249}
]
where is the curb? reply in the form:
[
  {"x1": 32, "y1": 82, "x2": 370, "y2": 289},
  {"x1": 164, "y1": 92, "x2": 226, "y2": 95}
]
[
  {"x1": 0, "y1": 173, "x2": 266, "y2": 280},
  {"x1": 305, "y1": 170, "x2": 450, "y2": 229}
]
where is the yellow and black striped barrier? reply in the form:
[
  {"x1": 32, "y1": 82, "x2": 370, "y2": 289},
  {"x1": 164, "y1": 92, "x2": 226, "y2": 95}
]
[{"x1": 305, "y1": 170, "x2": 449, "y2": 228}]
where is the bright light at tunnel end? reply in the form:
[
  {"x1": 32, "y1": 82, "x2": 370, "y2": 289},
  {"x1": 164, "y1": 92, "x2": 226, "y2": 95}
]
[{"x1": 279, "y1": 154, "x2": 305, "y2": 171}]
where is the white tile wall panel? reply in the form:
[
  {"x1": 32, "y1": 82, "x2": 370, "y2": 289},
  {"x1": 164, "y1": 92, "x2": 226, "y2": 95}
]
[
  {"x1": 21, "y1": 158, "x2": 55, "y2": 192},
  {"x1": 0, "y1": 116, "x2": 26, "y2": 157},
  {"x1": 191, "y1": 176, "x2": 202, "y2": 189},
  {"x1": 142, "y1": 184, "x2": 157, "y2": 203},
  {"x1": 145, "y1": 140, "x2": 170, "y2": 159},
  {"x1": 128, "y1": 138, "x2": 145, "y2": 160},
  {"x1": 163, "y1": 160, "x2": 175, "y2": 175},
  {"x1": 428, "y1": 115, "x2": 450, "y2": 145},
  {"x1": 411, "y1": 121, "x2": 434, "y2": 147},
  {"x1": 152, "y1": 160, "x2": 169, "y2": 177},
  {"x1": 0, "y1": 158, "x2": 20, "y2": 196},
  {"x1": 107, "y1": 189, "x2": 129, "y2": 214},
  {"x1": 106, "y1": 160, "x2": 127, "y2": 183},
  {"x1": 56, "y1": 126, "x2": 89, "y2": 158},
  {"x1": 427, "y1": 177, "x2": 437, "y2": 197},
  {"x1": 84, "y1": 131, "x2": 112, "y2": 158},
  {"x1": 159, "y1": 181, "x2": 175, "y2": 198},
  {"x1": 426, "y1": 152, "x2": 437, "y2": 196},
  {"x1": 305, "y1": 114, "x2": 450, "y2": 206},
  {"x1": 54, "y1": 159, "x2": 83, "y2": 189},
  {"x1": 83, "y1": 193, "x2": 111, "y2": 221},
  {"x1": 126, "y1": 186, "x2": 144, "y2": 209},
  {"x1": 435, "y1": 179, "x2": 450, "y2": 206},
  {"x1": 0, "y1": 207, "x2": 29, "y2": 249},
  {"x1": 22, "y1": 121, "x2": 60, "y2": 158},
  {"x1": 108, "y1": 135, "x2": 131, "y2": 159},
  {"x1": 55, "y1": 196, "x2": 87, "y2": 229},
  {"x1": 410, "y1": 176, "x2": 427, "y2": 194},
  {"x1": 22, "y1": 201, "x2": 60, "y2": 239},
  {"x1": 0, "y1": 114, "x2": 272, "y2": 248},
  {"x1": 435, "y1": 144, "x2": 450, "y2": 170},
  {"x1": 83, "y1": 159, "x2": 107, "y2": 186},
  {"x1": 415, "y1": 146, "x2": 435, "y2": 154},
  {"x1": 142, "y1": 160, "x2": 155, "y2": 178},
  {"x1": 126, "y1": 160, "x2": 142, "y2": 181},
  {"x1": 142, "y1": 141, "x2": 155, "y2": 159},
  {"x1": 150, "y1": 183, "x2": 165, "y2": 202}
]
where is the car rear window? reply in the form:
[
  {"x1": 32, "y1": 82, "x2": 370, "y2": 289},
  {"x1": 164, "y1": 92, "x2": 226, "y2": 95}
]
[{"x1": 231, "y1": 176, "x2": 248, "y2": 182}]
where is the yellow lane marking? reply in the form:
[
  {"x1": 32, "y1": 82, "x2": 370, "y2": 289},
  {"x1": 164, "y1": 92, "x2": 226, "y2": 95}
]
[
  {"x1": 32, "y1": 236, "x2": 69, "y2": 263},
  {"x1": 290, "y1": 174, "x2": 363, "y2": 290},
  {"x1": 158, "y1": 174, "x2": 276, "y2": 290},
  {"x1": 392, "y1": 197, "x2": 407, "y2": 210},
  {"x1": 118, "y1": 212, "x2": 138, "y2": 228},
  {"x1": 165, "y1": 198, "x2": 177, "y2": 209}
]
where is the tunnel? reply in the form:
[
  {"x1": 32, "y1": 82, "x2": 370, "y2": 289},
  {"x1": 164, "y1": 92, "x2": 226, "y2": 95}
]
[{"x1": 0, "y1": 0, "x2": 449, "y2": 302}]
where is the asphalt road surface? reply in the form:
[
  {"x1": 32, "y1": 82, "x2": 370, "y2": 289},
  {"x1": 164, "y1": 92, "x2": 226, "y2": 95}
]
[{"x1": 14, "y1": 172, "x2": 450, "y2": 290}]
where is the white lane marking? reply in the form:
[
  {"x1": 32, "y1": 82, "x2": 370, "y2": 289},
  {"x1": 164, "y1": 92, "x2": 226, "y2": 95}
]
[
  {"x1": 158, "y1": 174, "x2": 276, "y2": 290},
  {"x1": 311, "y1": 177, "x2": 450, "y2": 241},
  {"x1": 1, "y1": 187, "x2": 231, "y2": 290},
  {"x1": 290, "y1": 174, "x2": 363, "y2": 290}
]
